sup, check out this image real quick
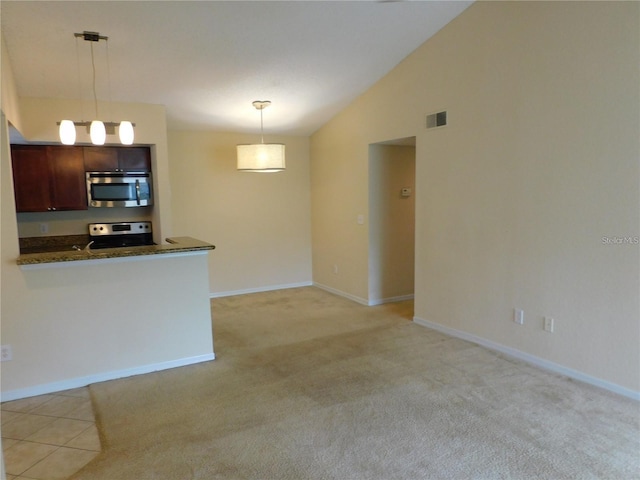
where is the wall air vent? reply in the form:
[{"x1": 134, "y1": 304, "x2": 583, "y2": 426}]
[{"x1": 426, "y1": 110, "x2": 447, "y2": 129}]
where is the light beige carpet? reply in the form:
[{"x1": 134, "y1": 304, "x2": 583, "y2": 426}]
[{"x1": 71, "y1": 287, "x2": 639, "y2": 479}]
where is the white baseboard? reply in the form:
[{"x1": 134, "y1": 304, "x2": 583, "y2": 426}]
[
  {"x1": 413, "y1": 316, "x2": 639, "y2": 402},
  {"x1": 210, "y1": 281, "x2": 312, "y2": 299},
  {"x1": 313, "y1": 282, "x2": 370, "y2": 305},
  {"x1": 313, "y1": 282, "x2": 414, "y2": 307},
  {"x1": 368, "y1": 294, "x2": 414, "y2": 306},
  {"x1": 210, "y1": 282, "x2": 412, "y2": 307},
  {"x1": 314, "y1": 283, "x2": 413, "y2": 306},
  {"x1": 0, "y1": 353, "x2": 215, "y2": 402}
]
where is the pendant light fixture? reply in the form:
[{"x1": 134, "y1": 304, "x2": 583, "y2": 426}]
[
  {"x1": 57, "y1": 31, "x2": 135, "y2": 146},
  {"x1": 237, "y1": 101, "x2": 285, "y2": 172}
]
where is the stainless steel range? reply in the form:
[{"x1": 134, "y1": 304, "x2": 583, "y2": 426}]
[{"x1": 88, "y1": 222, "x2": 154, "y2": 249}]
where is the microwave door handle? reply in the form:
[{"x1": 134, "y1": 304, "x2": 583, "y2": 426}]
[{"x1": 135, "y1": 179, "x2": 141, "y2": 205}]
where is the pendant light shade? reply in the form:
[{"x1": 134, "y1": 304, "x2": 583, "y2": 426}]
[
  {"x1": 237, "y1": 144, "x2": 285, "y2": 172},
  {"x1": 90, "y1": 120, "x2": 106, "y2": 145},
  {"x1": 119, "y1": 121, "x2": 135, "y2": 145},
  {"x1": 59, "y1": 120, "x2": 76, "y2": 145},
  {"x1": 237, "y1": 100, "x2": 285, "y2": 172}
]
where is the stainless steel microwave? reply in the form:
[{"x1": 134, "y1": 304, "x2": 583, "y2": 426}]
[{"x1": 86, "y1": 172, "x2": 153, "y2": 208}]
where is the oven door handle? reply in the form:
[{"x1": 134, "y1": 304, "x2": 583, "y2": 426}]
[{"x1": 135, "y1": 179, "x2": 141, "y2": 205}]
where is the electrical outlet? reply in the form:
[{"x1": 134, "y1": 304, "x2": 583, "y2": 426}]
[
  {"x1": 333, "y1": 264, "x2": 338, "y2": 275},
  {"x1": 39, "y1": 223, "x2": 49, "y2": 234},
  {"x1": 544, "y1": 317, "x2": 555, "y2": 333},
  {"x1": 1, "y1": 345, "x2": 13, "y2": 362},
  {"x1": 514, "y1": 309, "x2": 524, "y2": 325}
]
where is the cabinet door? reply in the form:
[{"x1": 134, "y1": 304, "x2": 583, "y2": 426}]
[
  {"x1": 118, "y1": 147, "x2": 151, "y2": 171},
  {"x1": 11, "y1": 145, "x2": 52, "y2": 212},
  {"x1": 83, "y1": 147, "x2": 119, "y2": 171},
  {"x1": 48, "y1": 146, "x2": 88, "y2": 211}
]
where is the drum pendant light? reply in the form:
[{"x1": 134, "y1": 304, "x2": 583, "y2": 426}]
[{"x1": 237, "y1": 101, "x2": 285, "y2": 172}]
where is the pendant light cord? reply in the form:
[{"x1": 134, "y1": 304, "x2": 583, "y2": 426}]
[
  {"x1": 260, "y1": 107, "x2": 264, "y2": 144},
  {"x1": 105, "y1": 38, "x2": 113, "y2": 122},
  {"x1": 75, "y1": 36, "x2": 84, "y2": 122},
  {"x1": 90, "y1": 42, "x2": 99, "y2": 119}
]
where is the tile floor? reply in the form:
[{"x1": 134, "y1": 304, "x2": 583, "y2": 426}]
[{"x1": 1, "y1": 387, "x2": 101, "y2": 480}]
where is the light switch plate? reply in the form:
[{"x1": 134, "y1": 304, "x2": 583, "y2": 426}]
[{"x1": 514, "y1": 309, "x2": 524, "y2": 325}]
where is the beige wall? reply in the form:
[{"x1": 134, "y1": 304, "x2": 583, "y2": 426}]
[
  {"x1": 0, "y1": 95, "x2": 13, "y2": 480},
  {"x1": 1, "y1": 34, "x2": 22, "y2": 132},
  {"x1": 368, "y1": 144, "x2": 415, "y2": 304},
  {"x1": 311, "y1": 126, "x2": 371, "y2": 302},
  {"x1": 168, "y1": 131, "x2": 312, "y2": 296},
  {"x1": 311, "y1": 2, "x2": 639, "y2": 394}
]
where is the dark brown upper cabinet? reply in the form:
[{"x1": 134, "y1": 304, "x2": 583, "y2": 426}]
[
  {"x1": 83, "y1": 146, "x2": 151, "y2": 172},
  {"x1": 11, "y1": 145, "x2": 88, "y2": 213}
]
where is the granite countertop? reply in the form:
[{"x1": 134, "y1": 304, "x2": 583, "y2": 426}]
[
  {"x1": 17, "y1": 237, "x2": 215, "y2": 266},
  {"x1": 19, "y1": 234, "x2": 91, "y2": 254}
]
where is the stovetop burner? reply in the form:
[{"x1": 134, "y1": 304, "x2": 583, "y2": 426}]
[{"x1": 89, "y1": 222, "x2": 154, "y2": 249}]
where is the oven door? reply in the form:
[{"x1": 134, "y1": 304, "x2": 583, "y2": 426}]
[{"x1": 87, "y1": 172, "x2": 153, "y2": 207}]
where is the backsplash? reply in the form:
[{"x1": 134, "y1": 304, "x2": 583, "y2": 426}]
[
  {"x1": 19, "y1": 234, "x2": 90, "y2": 254},
  {"x1": 16, "y1": 208, "x2": 153, "y2": 238}
]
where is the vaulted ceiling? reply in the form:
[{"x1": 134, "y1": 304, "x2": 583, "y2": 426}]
[{"x1": 1, "y1": 1, "x2": 472, "y2": 136}]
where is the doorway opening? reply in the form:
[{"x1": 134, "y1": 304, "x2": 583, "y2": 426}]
[{"x1": 368, "y1": 137, "x2": 416, "y2": 311}]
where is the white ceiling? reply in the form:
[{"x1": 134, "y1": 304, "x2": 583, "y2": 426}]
[{"x1": 1, "y1": 1, "x2": 472, "y2": 136}]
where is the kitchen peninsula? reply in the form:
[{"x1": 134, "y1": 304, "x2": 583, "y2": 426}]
[{"x1": 3, "y1": 236, "x2": 216, "y2": 402}]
